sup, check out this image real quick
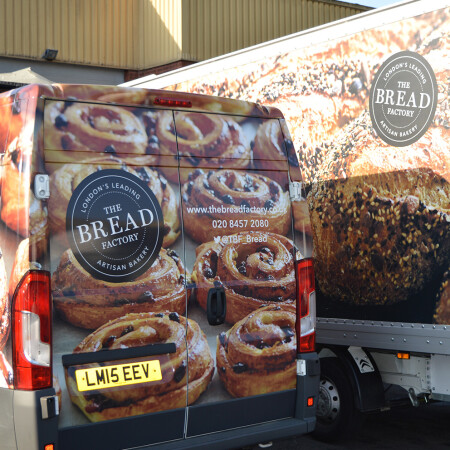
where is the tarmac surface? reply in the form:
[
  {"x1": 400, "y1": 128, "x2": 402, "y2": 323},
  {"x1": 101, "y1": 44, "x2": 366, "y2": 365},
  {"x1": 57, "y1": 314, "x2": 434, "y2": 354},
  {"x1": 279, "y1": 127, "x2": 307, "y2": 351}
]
[{"x1": 245, "y1": 401, "x2": 450, "y2": 449}]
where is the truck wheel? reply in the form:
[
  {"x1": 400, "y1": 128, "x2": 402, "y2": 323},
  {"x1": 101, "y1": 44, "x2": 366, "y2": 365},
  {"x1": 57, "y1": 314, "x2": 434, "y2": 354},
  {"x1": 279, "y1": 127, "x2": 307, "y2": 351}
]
[{"x1": 313, "y1": 357, "x2": 362, "y2": 442}]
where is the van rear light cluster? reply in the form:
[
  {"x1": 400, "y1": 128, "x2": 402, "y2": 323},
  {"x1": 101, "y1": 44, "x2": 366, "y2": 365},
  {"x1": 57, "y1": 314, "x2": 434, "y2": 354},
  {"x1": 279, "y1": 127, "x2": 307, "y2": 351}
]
[
  {"x1": 154, "y1": 98, "x2": 192, "y2": 108},
  {"x1": 12, "y1": 271, "x2": 52, "y2": 390},
  {"x1": 295, "y1": 258, "x2": 316, "y2": 353}
]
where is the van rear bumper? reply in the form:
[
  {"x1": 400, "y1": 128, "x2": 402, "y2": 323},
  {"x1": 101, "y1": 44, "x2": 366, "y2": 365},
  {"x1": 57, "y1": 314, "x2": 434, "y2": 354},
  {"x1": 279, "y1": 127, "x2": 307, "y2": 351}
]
[
  {"x1": 58, "y1": 353, "x2": 319, "y2": 450},
  {"x1": 139, "y1": 416, "x2": 316, "y2": 450},
  {"x1": 0, "y1": 387, "x2": 58, "y2": 450}
]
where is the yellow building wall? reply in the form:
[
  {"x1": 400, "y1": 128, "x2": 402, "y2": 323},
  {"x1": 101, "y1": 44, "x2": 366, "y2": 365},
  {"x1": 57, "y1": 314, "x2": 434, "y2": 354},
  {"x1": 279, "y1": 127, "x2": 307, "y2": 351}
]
[
  {"x1": 181, "y1": 0, "x2": 369, "y2": 62},
  {"x1": 0, "y1": 0, "x2": 369, "y2": 70}
]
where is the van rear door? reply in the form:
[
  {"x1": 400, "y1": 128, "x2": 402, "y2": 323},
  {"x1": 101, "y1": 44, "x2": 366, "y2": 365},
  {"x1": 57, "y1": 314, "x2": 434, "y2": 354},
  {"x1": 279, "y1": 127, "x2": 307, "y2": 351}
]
[
  {"x1": 43, "y1": 100, "x2": 190, "y2": 448},
  {"x1": 174, "y1": 111, "x2": 301, "y2": 435}
]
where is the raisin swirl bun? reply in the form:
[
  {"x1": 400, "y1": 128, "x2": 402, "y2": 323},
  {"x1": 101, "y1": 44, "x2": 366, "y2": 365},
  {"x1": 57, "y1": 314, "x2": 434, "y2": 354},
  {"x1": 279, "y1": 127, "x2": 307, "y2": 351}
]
[
  {"x1": 192, "y1": 232, "x2": 296, "y2": 324},
  {"x1": 156, "y1": 111, "x2": 250, "y2": 184},
  {"x1": 252, "y1": 120, "x2": 312, "y2": 235},
  {"x1": 435, "y1": 269, "x2": 450, "y2": 325},
  {"x1": 0, "y1": 249, "x2": 9, "y2": 351},
  {"x1": 44, "y1": 101, "x2": 149, "y2": 171},
  {"x1": 1, "y1": 138, "x2": 48, "y2": 258},
  {"x1": 52, "y1": 248, "x2": 188, "y2": 329},
  {"x1": 216, "y1": 305, "x2": 296, "y2": 397},
  {"x1": 65, "y1": 312, "x2": 214, "y2": 422},
  {"x1": 48, "y1": 155, "x2": 180, "y2": 247},
  {"x1": 181, "y1": 169, "x2": 290, "y2": 243},
  {"x1": 252, "y1": 120, "x2": 293, "y2": 187}
]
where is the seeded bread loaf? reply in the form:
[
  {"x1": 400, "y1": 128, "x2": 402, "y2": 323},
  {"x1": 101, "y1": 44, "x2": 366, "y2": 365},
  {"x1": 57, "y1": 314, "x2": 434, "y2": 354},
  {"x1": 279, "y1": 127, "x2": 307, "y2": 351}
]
[{"x1": 308, "y1": 169, "x2": 450, "y2": 305}]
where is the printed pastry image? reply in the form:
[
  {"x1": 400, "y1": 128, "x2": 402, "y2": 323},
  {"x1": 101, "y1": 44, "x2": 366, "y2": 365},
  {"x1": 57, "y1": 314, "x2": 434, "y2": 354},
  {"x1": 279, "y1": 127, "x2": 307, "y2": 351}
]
[
  {"x1": 169, "y1": 11, "x2": 447, "y2": 185},
  {"x1": 313, "y1": 109, "x2": 450, "y2": 183},
  {"x1": 1, "y1": 137, "x2": 48, "y2": 258},
  {"x1": 43, "y1": 101, "x2": 151, "y2": 170},
  {"x1": 252, "y1": 120, "x2": 294, "y2": 188},
  {"x1": 65, "y1": 312, "x2": 214, "y2": 422},
  {"x1": 0, "y1": 92, "x2": 24, "y2": 152},
  {"x1": 0, "y1": 248, "x2": 9, "y2": 351},
  {"x1": 192, "y1": 231, "x2": 296, "y2": 324},
  {"x1": 172, "y1": 47, "x2": 370, "y2": 186},
  {"x1": 181, "y1": 169, "x2": 291, "y2": 243},
  {"x1": 252, "y1": 119, "x2": 312, "y2": 235},
  {"x1": 216, "y1": 304, "x2": 296, "y2": 397},
  {"x1": 435, "y1": 269, "x2": 450, "y2": 324},
  {"x1": 308, "y1": 168, "x2": 450, "y2": 306},
  {"x1": 156, "y1": 111, "x2": 251, "y2": 184},
  {"x1": 52, "y1": 248, "x2": 188, "y2": 329},
  {"x1": 48, "y1": 155, "x2": 180, "y2": 247}
]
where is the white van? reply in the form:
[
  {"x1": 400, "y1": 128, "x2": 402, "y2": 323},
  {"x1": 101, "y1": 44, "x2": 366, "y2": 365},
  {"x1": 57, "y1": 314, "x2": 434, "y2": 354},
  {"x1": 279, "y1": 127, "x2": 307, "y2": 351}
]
[{"x1": 0, "y1": 84, "x2": 319, "y2": 449}]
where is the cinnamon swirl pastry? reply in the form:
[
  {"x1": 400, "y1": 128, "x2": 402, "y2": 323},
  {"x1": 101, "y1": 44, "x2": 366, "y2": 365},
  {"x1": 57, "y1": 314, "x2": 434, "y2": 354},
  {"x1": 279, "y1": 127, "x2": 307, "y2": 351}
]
[
  {"x1": 181, "y1": 169, "x2": 290, "y2": 243},
  {"x1": 43, "y1": 101, "x2": 149, "y2": 170},
  {"x1": 52, "y1": 248, "x2": 188, "y2": 329},
  {"x1": 192, "y1": 232, "x2": 296, "y2": 324},
  {"x1": 0, "y1": 138, "x2": 48, "y2": 257},
  {"x1": 435, "y1": 269, "x2": 450, "y2": 325},
  {"x1": 156, "y1": 111, "x2": 250, "y2": 184},
  {"x1": 253, "y1": 120, "x2": 291, "y2": 187},
  {"x1": 252, "y1": 120, "x2": 312, "y2": 235},
  {"x1": 216, "y1": 305, "x2": 296, "y2": 397},
  {"x1": 65, "y1": 312, "x2": 214, "y2": 422},
  {"x1": 0, "y1": 93, "x2": 24, "y2": 152},
  {"x1": 48, "y1": 156, "x2": 180, "y2": 247},
  {"x1": 0, "y1": 249, "x2": 9, "y2": 351}
]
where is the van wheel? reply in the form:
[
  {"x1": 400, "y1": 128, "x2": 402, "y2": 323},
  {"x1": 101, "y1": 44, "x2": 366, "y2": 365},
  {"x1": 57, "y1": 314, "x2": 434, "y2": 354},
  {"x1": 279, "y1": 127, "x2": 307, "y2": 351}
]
[{"x1": 313, "y1": 357, "x2": 361, "y2": 442}]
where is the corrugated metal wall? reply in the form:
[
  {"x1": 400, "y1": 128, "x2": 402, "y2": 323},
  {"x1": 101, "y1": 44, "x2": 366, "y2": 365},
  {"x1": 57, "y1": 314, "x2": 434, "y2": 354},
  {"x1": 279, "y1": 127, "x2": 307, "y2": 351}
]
[
  {"x1": 0, "y1": 0, "x2": 182, "y2": 70},
  {"x1": 0, "y1": 0, "x2": 368, "y2": 70},
  {"x1": 181, "y1": 0, "x2": 369, "y2": 61}
]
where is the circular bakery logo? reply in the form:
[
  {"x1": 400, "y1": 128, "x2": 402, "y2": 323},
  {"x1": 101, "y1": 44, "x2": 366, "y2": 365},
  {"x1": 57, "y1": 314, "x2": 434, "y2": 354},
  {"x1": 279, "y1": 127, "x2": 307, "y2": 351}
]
[
  {"x1": 369, "y1": 51, "x2": 437, "y2": 147},
  {"x1": 66, "y1": 169, "x2": 164, "y2": 283}
]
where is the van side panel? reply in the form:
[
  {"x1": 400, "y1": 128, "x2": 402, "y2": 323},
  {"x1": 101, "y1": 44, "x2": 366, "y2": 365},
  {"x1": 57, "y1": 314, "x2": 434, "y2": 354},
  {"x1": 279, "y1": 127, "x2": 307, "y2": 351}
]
[
  {"x1": 13, "y1": 389, "x2": 59, "y2": 450},
  {"x1": 0, "y1": 387, "x2": 15, "y2": 449},
  {"x1": 1, "y1": 87, "x2": 34, "y2": 391},
  {"x1": 157, "y1": 5, "x2": 450, "y2": 334}
]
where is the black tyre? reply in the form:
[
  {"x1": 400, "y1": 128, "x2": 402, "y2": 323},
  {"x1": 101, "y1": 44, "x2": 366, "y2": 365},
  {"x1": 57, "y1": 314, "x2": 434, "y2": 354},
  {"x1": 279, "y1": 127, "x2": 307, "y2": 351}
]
[{"x1": 313, "y1": 357, "x2": 362, "y2": 442}]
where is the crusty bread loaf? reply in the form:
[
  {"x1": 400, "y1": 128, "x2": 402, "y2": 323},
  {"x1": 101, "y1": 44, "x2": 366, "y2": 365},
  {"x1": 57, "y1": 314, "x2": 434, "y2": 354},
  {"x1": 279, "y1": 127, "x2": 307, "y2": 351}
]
[{"x1": 308, "y1": 169, "x2": 450, "y2": 305}]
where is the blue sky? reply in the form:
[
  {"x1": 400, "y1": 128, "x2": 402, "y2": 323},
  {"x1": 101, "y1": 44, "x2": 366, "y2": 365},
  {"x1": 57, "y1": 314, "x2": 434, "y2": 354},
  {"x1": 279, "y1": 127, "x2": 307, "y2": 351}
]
[{"x1": 345, "y1": 0, "x2": 403, "y2": 7}]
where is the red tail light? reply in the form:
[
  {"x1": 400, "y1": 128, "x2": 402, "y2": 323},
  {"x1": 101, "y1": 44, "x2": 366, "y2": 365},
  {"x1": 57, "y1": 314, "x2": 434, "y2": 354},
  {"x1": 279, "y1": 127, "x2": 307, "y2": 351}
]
[
  {"x1": 295, "y1": 258, "x2": 316, "y2": 353},
  {"x1": 154, "y1": 98, "x2": 192, "y2": 108},
  {"x1": 12, "y1": 271, "x2": 52, "y2": 390}
]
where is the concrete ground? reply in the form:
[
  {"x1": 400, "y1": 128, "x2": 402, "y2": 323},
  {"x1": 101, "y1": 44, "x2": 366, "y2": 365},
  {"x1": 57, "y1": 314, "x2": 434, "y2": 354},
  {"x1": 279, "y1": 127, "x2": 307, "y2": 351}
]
[{"x1": 245, "y1": 401, "x2": 450, "y2": 449}]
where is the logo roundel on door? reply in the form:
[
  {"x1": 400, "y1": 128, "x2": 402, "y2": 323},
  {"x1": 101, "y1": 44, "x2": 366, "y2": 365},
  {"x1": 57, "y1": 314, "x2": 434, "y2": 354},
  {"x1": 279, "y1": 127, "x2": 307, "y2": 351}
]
[{"x1": 66, "y1": 169, "x2": 164, "y2": 283}]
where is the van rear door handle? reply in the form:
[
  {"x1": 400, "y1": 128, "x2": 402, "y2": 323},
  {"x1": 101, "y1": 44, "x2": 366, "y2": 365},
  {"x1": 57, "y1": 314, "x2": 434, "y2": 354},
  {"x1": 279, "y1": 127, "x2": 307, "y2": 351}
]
[{"x1": 206, "y1": 286, "x2": 226, "y2": 325}]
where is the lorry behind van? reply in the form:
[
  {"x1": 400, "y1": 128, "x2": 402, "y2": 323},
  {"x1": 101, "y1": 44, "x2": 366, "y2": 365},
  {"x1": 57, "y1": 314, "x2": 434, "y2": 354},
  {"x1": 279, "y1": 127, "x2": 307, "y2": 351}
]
[
  {"x1": 0, "y1": 84, "x2": 319, "y2": 449},
  {"x1": 124, "y1": 0, "x2": 450, "y2": 441}
]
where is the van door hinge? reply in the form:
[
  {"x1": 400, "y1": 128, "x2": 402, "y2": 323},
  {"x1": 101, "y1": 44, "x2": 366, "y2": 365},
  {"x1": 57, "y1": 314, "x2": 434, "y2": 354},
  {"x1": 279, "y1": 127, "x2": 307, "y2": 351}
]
[
  {"x1": 289, "y1": 181, "x2": 302, "y2": 202},
  {"x1": 34, "y1": 174, "x2": 50, "y2": 200}
]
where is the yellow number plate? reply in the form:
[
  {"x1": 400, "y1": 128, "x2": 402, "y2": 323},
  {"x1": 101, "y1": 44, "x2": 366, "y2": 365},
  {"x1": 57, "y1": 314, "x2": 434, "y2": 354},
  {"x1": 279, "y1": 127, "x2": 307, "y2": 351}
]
[{"x1": 75, "y1": 360, "x2": 162, "y2": 392}]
